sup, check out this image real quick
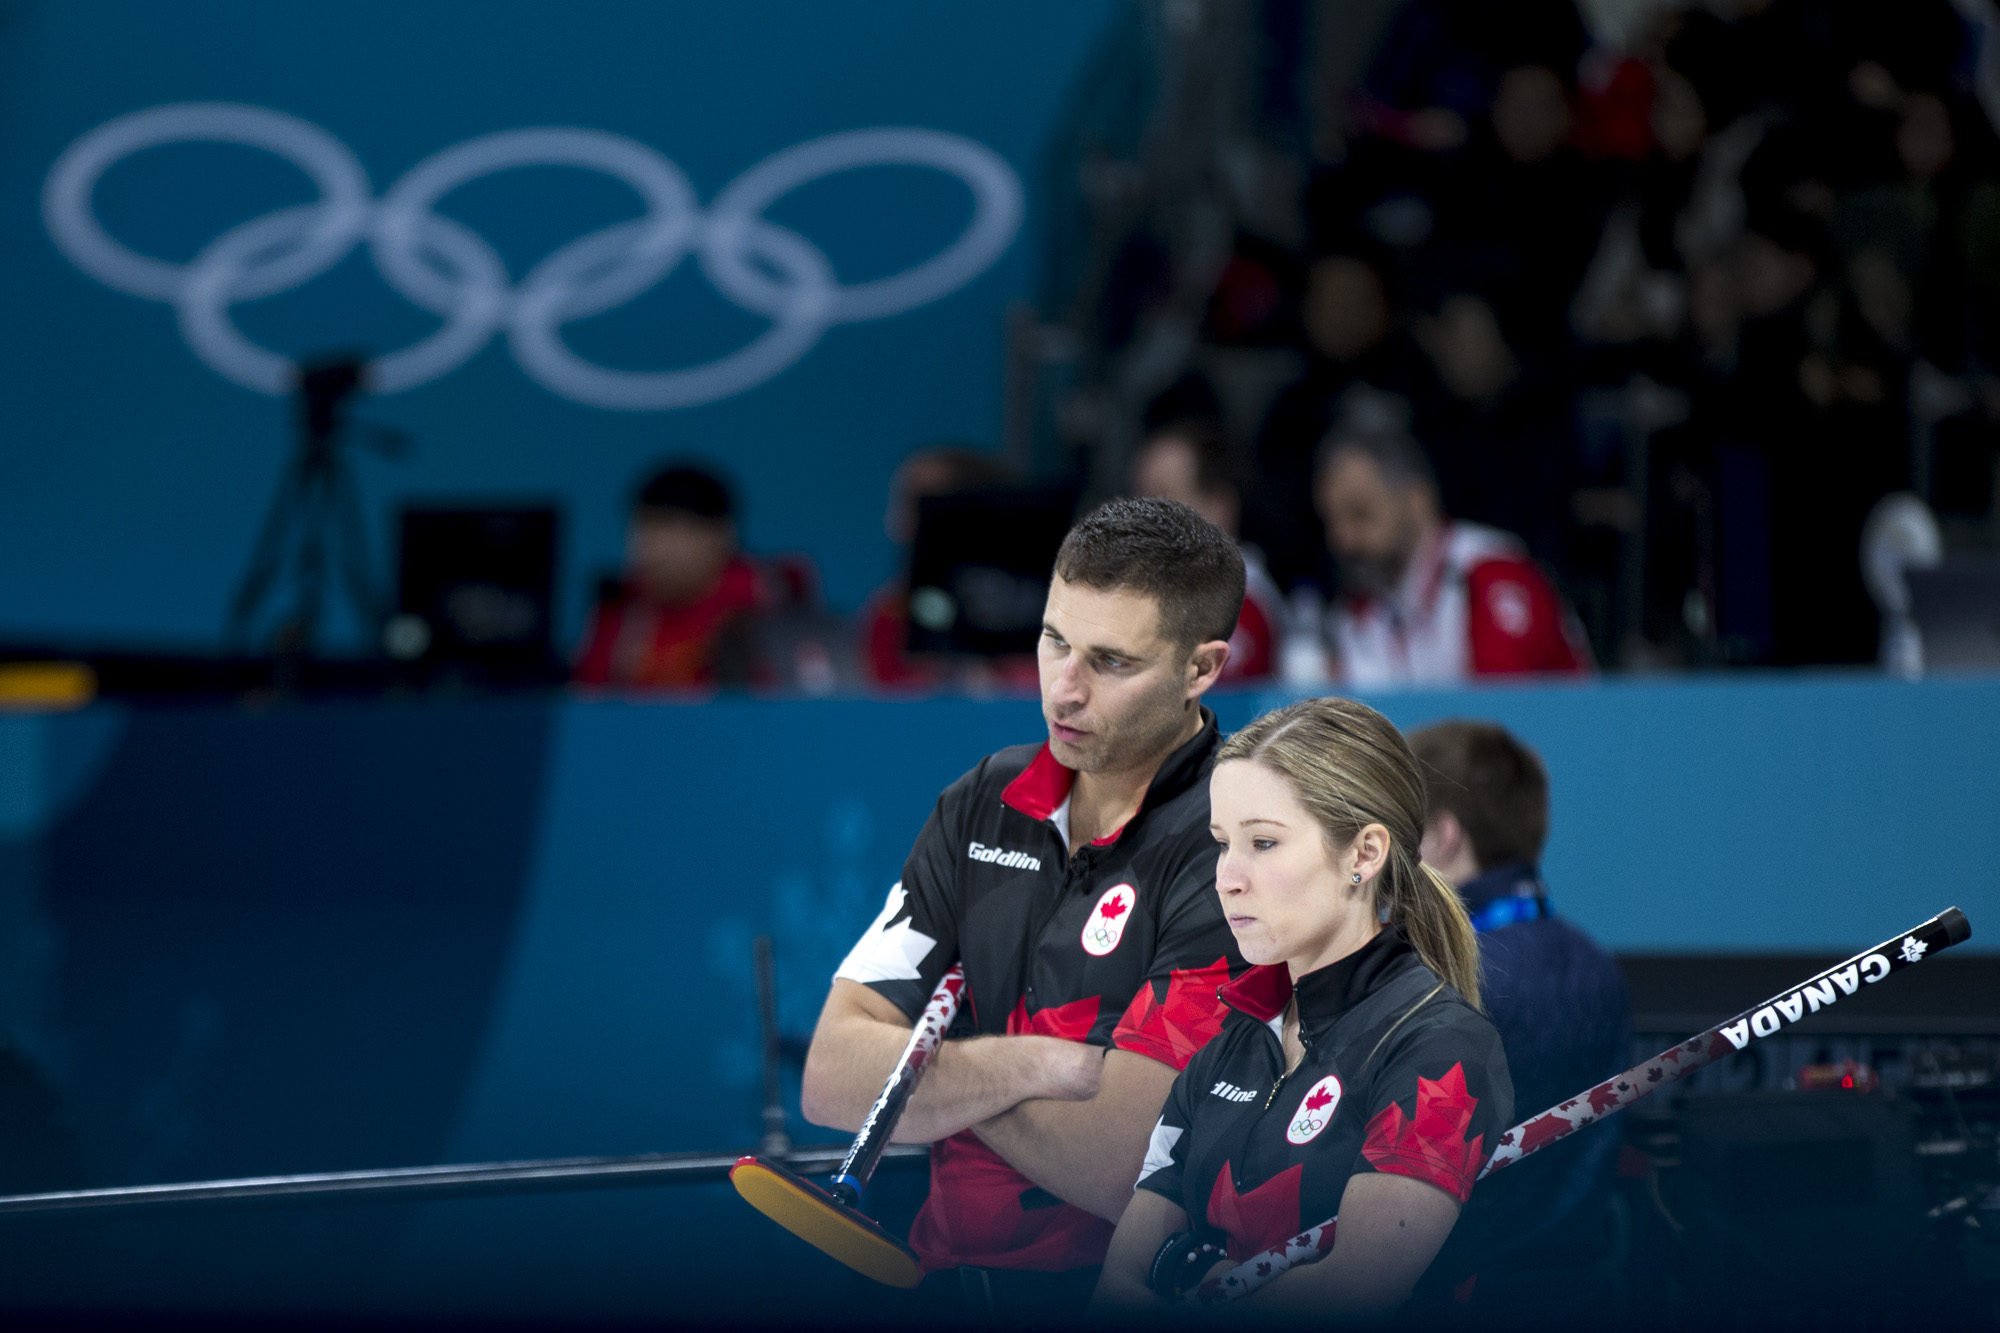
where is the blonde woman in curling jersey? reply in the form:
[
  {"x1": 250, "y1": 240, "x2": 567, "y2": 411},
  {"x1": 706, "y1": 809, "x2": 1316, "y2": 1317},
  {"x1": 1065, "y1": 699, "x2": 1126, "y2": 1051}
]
[{"x1": 1093, "y1": 697, "x2": 1513, "y2": 1318}]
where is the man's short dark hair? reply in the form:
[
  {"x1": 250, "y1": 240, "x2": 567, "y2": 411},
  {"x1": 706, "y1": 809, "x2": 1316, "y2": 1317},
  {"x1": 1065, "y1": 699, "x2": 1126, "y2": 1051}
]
[
  {"x1": 1313, "y1": 388, "x2": 1435, "y2": 493},
  {"x1": 1409, "y1": 720, "x2": 1550, "y2": 869},
  {"x1": 1052, "y1": 497, "x2": 1245, "y2": 650},
  {"x1": 636, "y1": 464, "x2": 733, "y2": 521},
  {"x1": 1314, "y1": 424, "x2": 1437, "y2": 494}
]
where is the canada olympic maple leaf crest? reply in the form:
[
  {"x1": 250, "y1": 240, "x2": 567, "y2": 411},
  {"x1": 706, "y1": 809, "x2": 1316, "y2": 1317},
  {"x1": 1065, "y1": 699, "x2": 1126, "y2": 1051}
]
[
  {"x1": 1081, "y1": 883, "x2": 1138, "y2": 957},
  {"x1": 1286, "y1": 1075, "x2": 1343, "y2": 1144}
]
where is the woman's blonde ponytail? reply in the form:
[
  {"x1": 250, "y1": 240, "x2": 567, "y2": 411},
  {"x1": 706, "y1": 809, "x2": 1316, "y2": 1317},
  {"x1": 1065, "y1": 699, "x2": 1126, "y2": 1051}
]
[
  {"x1": 1217, "y1": 697, "x2": 1484, "y2": 1009},
  {"x1": 1404, "y1": 859, "x2": 1482, "y2": 1009}
]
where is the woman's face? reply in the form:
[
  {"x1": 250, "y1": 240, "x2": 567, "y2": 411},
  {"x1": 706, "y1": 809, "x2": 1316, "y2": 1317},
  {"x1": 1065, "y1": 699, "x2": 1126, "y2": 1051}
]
[{"x1": 1209, "y1": 759, "x2": 1384, "y2": 975}]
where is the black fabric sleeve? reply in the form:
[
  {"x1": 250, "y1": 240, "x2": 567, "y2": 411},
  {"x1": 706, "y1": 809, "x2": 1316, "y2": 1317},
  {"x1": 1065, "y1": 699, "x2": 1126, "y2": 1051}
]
[
  {"x1": 1133, "y1": 1043, "x2": 1209, "y2": 1208},
  {"x1": 830, "y1": 768, "x2": 970, "y2": 1021},
  {"x1": 1348, "y1": 1006, "x2": 1514, "y2": 1204},
  {"x1": 1111, "y1": 840, "x2": 1242, "y2": 1070}
]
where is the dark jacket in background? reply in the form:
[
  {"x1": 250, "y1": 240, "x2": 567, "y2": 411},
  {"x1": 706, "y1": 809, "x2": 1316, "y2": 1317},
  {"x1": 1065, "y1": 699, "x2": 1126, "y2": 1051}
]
[{"x1": 1446, "y1": 862, "x2": 1631, "y2": 1297}]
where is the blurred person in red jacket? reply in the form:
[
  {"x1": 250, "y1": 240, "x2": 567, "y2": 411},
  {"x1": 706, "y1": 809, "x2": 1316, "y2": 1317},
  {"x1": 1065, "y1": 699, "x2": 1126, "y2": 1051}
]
[
  {"x1": 1301, "y1": 416, "x2": 1592, "y2": 687},
  {"x1": 859, "y1": 445, "x2": 1024, "y2": 689},
  {"x1": 1129, "y1": 419, "x2": 1284, "y2": 682},
  {"x1": 574, "y1": 464, "x2": 772, "y2": 689}
]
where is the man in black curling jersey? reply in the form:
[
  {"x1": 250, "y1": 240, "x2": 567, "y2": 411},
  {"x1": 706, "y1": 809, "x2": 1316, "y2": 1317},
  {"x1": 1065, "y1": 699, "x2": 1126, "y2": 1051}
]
[{"x1": 802, "y1": 498, "x2": 1253, "y2": 1309}]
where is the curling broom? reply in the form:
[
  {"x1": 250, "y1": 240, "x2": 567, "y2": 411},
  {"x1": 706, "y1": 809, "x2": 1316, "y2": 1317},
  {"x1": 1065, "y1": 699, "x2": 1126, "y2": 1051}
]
[
  {"x1": 730, "y1": 963, "x2": 965, "y2": 1287},
  {"x1": 1193, "y1": 906, "x2": 1973, "y2": 1305}
]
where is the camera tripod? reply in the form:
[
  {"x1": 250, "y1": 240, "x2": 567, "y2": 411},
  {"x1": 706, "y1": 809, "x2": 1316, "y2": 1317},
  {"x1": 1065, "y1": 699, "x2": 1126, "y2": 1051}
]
[{"x1": 227, "y1": 357, "x2": 408, "y2": 657}]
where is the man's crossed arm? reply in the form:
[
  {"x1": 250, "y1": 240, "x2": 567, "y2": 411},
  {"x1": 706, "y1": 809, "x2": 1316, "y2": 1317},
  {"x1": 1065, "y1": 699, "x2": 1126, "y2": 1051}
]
[{"x1": 801, "y1": 979, "x2": 1176, "y2": 1222}]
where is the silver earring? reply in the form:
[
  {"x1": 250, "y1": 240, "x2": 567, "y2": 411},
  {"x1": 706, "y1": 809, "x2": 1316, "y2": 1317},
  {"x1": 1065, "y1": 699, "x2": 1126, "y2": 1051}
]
[{"x1": 1351, "y1": 872, "x2": 1363, "y2": 884}]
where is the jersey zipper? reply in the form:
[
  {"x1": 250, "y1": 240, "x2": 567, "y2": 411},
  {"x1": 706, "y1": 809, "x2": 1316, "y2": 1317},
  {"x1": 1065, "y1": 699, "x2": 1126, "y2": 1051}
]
[
  {"x1": 1262, "y1": 1006, "x2": 1311, "y2": 1109},
  {"x1": 1023, "y1": 842, "x2": 1091, "y2": 1002}
]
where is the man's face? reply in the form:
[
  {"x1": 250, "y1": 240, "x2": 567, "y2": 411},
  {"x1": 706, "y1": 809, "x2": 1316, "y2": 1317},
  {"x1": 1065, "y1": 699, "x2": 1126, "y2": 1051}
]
[
  {"x1": 1492, "y1": 64, "x2": 1571, "y2": 165},
  {"x1": 1303, "y1": 256, "x2": 1390, "y2": 363},
  {"x1": 1039, "y1": 576, "x2": 1197, "y2": 775},
  {"x1": 1315, "y1": 450, "x2": 1432, "y2": 596},
  {"x1": 1420, "y1": 294, "x2": 1517, "y2": 402},
  {"x1": 627, "y1": 511, "x2": 734, "y2": 605}
]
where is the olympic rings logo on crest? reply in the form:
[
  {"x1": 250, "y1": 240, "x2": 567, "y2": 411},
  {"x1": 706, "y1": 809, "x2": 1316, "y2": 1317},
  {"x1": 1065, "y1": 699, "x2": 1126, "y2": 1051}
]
[
  {"x1": 1081, "y1": 883, "x2": 1135, "y2": 958},
  {"x1": 41, "y1": 103, "x2": 1024, "y2": 410},
  {"x1": 1286, "y1": 1074, "x2": 1342, "y2": 1145}
]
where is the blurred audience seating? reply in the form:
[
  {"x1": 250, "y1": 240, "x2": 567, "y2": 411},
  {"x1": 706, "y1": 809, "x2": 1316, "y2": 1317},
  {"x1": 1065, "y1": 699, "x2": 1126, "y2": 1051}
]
[{"x1": 1021, "y1": 0, "x2": 2000, "y2": 676}]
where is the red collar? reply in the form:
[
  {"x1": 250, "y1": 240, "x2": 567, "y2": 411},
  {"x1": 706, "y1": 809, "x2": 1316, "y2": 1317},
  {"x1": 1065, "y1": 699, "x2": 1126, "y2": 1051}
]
[
  {"x1": 999, "y1": 746, "x2": 1127, "y2": 846},
  {"x1": 1000, "y1": 709, "x2": 1219, "y2": 849},
  {"x1": 1217, "y1": 964, "x2": 1293, "y2": 1022},
  {"x1": 1220, "y1": 929, "x2": 1418, "y2": 1030},
  {"x1": 1000, "y1": 743, "x2": 1071, "y2": 820}
]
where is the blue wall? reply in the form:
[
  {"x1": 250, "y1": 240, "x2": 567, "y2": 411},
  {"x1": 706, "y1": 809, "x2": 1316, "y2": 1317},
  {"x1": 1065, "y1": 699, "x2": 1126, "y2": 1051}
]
[
  {"x1": 0, "y1": 1, "x2": 1117, "y2": 649},
  {"x1": 0, "y1": 676, "x2": 1993, "y2": 1316}
]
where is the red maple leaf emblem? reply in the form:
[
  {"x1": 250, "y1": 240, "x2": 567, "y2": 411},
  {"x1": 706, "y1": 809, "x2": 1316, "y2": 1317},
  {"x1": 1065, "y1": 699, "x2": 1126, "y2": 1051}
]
[
  {"x1": 1516, "y1": 1109, "x2": 1570, "y2": 1156},
  {"x1": 1004, "y1": 993, "x2": 1101, "y2": 1041},
  {"x1": 1359, "y1": 1062, "x2": 1485, "y2": 1202},
  {"x1": 1112, "y1": 957, "x2": 1232, "y2": 1068},
  {"x1": 1304, "y1": 1086, "x2": 1334, "y2": 1112},
  {"x1": 1099, "y1": 894, "x2": 1129, "y2": 921},
  {"x1": 1206, "y1": 1161, "x2": 1305, "y2": 1261},
  {"x1": 1587, "y1": 1081, "x2": 1625, "y2": 1116}
]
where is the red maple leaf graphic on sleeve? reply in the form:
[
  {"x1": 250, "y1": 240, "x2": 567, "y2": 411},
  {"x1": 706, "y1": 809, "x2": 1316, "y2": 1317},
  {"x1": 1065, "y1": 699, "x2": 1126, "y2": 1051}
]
[
  {"x1": 1359, "y1": 1063, "x2": 1485, "y2": 1202},
  {"x1": 1206, "y1": 1162, "x2": 1305, "y2": 1261},
  {"x1": 1112, "y1": 957, "x2": 1232, "y2": 1069},
  {"x1": 1099, "y1": 895, "x2": 1129, "y2": 920},
  {"x1": 1304, "y1": 1086, "x2": 1334, "y2": 1112},
  {"x1": 1004, "y1": 993, "x2": 1102, "y2": 1040}
]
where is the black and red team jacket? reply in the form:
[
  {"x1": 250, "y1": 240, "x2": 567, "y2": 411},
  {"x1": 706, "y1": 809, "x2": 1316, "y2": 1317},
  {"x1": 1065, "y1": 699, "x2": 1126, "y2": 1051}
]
[
  {"x1": 833, "y1": 709, "x2": 1247, "y2": 1273},
  {"x1": 1135, "y1": 926, "x2": 1513, "y2": 1276}
]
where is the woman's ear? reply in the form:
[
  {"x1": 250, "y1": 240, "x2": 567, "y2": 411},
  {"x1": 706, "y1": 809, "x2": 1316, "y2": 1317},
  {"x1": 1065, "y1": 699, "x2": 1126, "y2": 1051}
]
[{"x1": 1352, "y1": 823, "x2": 1393, "y2": 885}]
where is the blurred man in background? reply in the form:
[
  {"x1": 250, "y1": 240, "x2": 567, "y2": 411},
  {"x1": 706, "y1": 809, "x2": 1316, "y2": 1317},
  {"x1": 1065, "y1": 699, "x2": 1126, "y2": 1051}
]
[
  {"x1": 573, "y1": 464, "x2": 773, "y2": 689},
  {"x1": 1251, "y1": 246, "x2": 1427, "y2": 589},
  {"x1": 1128, "y1": 419, "x2": 1283, "y2": 681},
  {"x1": 1409, "y1": 286, "x2": 1574, "y2": 571},
  {"x1": 1411, "y1": 719, "x2": 1630, "y2": 1318},
  {"x1": 1305, "y1": 411, "x2": 1592, "y2": 686}
]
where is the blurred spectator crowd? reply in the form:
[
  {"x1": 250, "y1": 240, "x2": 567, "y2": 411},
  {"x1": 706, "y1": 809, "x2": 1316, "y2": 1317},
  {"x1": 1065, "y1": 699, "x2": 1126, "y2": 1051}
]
[
  {"x1": 579, "y1": 0, "x2": 2000, "y2": 693},
  {"x1": 575, "y1": 433, "x2": 1590, "y2": 693},
  {"x1": 1045, "y1": 0, "x2": 2000, "y2": 672}
]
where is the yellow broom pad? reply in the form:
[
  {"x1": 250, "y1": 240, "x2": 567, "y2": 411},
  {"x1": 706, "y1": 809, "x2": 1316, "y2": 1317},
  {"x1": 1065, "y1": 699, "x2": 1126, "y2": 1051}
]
[{"x1": 729, "y1": 1156, "x2": 925, "y2": 1289}]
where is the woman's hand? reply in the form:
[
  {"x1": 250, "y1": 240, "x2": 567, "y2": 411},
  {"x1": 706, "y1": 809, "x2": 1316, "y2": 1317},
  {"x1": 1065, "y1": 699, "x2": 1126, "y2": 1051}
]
[{"x1": 1089, "y1": 1190, "x2": 1188, "y2": 1309}]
